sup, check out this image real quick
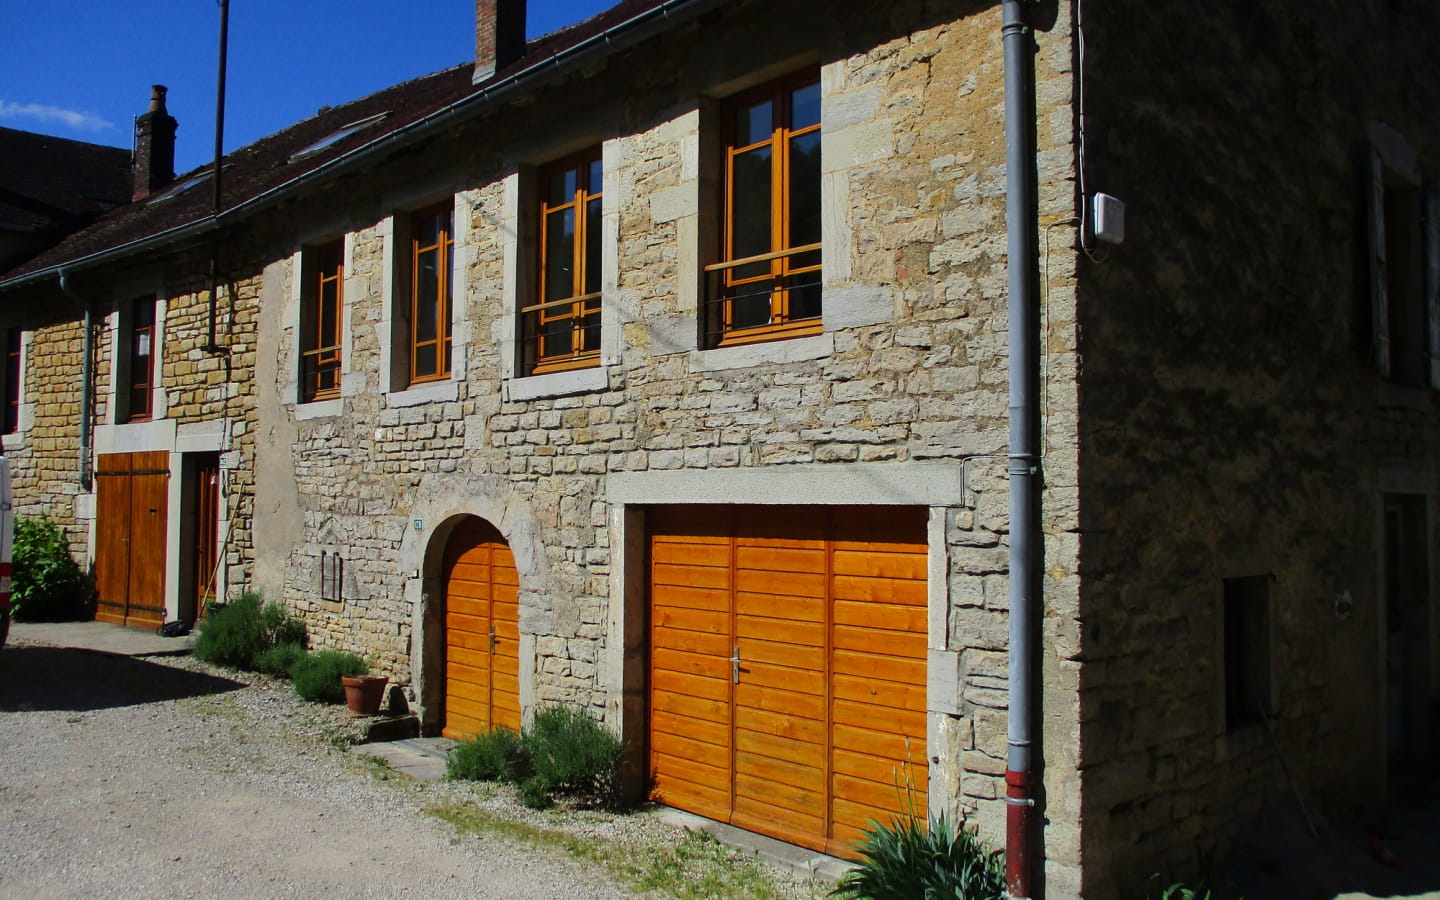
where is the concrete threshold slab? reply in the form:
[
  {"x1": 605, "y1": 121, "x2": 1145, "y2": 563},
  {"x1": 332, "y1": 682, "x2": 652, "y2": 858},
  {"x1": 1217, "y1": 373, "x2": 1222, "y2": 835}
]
[
  {"x1": 653, "y1": 807, "x2": 853, "y2": 883},
  {"x1": 9, "y1": 620, "x2": 195, "y2": 657},
  {"x1": 353, "y1": 737, "x2": 455, "y2": 782}
]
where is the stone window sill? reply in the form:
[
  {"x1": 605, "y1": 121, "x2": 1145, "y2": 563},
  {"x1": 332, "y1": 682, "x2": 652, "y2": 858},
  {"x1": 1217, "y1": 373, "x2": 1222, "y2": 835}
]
[
  {"x1": 689, "y1": 332, "x2": 833, "y2": 372},
  {"x1": 505, "y1": 366, "x2": 609, "y2": 402}
]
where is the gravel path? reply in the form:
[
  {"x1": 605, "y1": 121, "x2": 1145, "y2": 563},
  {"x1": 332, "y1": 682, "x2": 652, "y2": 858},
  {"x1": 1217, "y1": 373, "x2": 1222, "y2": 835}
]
[{"x1": 0, "y1": 639, "x2": 642, "y2": 899}]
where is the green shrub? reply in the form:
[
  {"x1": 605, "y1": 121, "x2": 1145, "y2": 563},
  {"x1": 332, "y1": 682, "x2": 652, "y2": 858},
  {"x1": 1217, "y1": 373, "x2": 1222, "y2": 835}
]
[
  {"x1": 193, "y1": 593, "x2": 306, "y2": 670},
  {"x1": 290, "y1": 649, "x2": 368, "y2": 703},
  {"x1": 261, "y1": 602, "x2": 307, "y2": 648},
  {"x1": 11, "y1": 516, "x2": 87, "y2": 622},
  {"x1": 442, "y1": 705, "x2": 629, "y2": 811},
  {"x1": 832, "y1": 812, "x2": 1005, "y2": 900},
  {"x1": 447, "y1": 726, "x2": 529, "y2": 782},
  {"x1": 521, "y1": 705, "x2": 626, "y2": 811},
  {"x1": 518, "y1": 774, "x2": 554, "y2": 810},
  {"x1": 254, "y1": 642, "x2": 307, "y2": 677}
]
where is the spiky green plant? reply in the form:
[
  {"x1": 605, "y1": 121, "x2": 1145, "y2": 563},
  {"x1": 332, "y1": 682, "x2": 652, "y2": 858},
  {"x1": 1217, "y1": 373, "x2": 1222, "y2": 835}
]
[
  {"x1": 832, "y1": 811, "x2": 1005, "y2": 900},
  {"x1": 447, "y1": 726, "x2": 530, "y2": 782}
]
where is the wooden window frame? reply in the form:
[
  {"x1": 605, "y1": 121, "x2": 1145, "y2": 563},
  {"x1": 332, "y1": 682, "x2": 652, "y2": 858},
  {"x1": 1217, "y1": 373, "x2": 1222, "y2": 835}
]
[
  {"x1": 300, "y1": 239, "x2": 344, "y2": 403},
  {"x1": 2, "y1": 328, "x2": 21, "y2": 434},
  {"x1": 126, "y1": 296, "x2": 156, "y2": 422},
  {"x1": 408, "y1": 203, "x2": 454, "y2": 385},
  {"x1": 708, "y1": 69, "x2": 823, "y2": 348},
  {"x1": 522, "y1": 147, "x2": 604, "y2": 376}
]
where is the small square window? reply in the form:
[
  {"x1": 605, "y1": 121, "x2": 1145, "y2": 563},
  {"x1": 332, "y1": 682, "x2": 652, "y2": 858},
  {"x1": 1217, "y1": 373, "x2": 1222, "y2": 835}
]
[{"x1": 1223, "y1": 575, "x2": 1273, "y2": 731}]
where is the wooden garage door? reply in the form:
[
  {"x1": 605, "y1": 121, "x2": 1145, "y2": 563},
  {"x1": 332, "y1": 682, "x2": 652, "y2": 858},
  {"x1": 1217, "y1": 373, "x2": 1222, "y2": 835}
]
[
  {"x1": 442, "y1": 518, "x2": 521, "y2": 739},
  {"x1": 94, "y1": 451, "x2": 168, "y2": 629},
  {"x1": 649, "y1": 505, "x2": 928, "y2": 858}
]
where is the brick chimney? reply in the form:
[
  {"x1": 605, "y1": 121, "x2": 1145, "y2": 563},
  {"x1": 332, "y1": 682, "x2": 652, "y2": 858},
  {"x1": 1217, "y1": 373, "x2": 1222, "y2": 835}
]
[
  {"x1": 474, "y1": 0, "x2": 527, "y2": 83},
  {"x1": 132, "y1": 85, "x2": 178, "y2": 201}
]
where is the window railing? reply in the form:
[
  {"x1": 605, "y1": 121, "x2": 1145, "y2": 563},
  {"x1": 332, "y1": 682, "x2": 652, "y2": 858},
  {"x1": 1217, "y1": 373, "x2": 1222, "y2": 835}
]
[
  {"x1": 704, "y1": 244, "x2": 821, "y2": 347},
  {"x1": 300, "y1": 343, "x2": 342, "y2": 402},
  {"x1": 520, "y1": 290, "x2": 602, "y2": 375}
]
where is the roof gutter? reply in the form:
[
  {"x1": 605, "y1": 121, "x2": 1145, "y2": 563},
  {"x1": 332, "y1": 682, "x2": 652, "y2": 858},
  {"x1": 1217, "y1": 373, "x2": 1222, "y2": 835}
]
[{"x1": 0, "y1": 0, "x2": 724, "y2": 294}]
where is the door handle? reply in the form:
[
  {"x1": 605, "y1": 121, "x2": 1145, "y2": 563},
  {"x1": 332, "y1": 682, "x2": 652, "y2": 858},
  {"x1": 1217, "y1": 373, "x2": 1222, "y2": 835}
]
[
  {"x1": 731, "y1": 644, "x2": 741, "y2": 684},
  {"x1": 490, "y1": 625, "x2": 497, "y2": 653}
]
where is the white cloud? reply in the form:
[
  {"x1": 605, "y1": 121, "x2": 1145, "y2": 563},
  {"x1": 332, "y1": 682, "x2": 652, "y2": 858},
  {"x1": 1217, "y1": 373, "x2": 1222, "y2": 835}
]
[{"x1": 0, "y1": 100, "x2": 113, "y2": 133}]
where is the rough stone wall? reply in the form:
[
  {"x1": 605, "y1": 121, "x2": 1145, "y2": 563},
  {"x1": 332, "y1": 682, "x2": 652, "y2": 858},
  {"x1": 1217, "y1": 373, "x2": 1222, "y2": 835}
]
[
  {"x1": 154, "y1": 245, "x2": 262, "y2": 592},
  {"x1": 251, "y1": 0, "x2": 1083, "y2": 886},
  {"x1": 1074, "y1": 0, "x2": 1440, "y2": 895},
  {"x1": 0, "y1": 306, "x2": 89, "y2": 559},
  {"x1": 0, "y1": 241, "x2": 262, "y2": 605}
]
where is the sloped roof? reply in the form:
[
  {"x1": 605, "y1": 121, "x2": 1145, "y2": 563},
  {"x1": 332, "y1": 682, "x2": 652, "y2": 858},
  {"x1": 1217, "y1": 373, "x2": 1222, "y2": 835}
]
[
  {"x1": 0, "y1": 0, "x2": 707, "y2": 289},
  {"x1": 0, "y1": 127, "x2": 130, "y2": 236}
]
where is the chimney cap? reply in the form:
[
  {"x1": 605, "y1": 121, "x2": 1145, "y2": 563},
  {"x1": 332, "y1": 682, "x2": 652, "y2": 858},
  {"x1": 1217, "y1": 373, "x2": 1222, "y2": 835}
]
[{"x1": 148, "y1": 84, "x2": 169, "y2": 112}]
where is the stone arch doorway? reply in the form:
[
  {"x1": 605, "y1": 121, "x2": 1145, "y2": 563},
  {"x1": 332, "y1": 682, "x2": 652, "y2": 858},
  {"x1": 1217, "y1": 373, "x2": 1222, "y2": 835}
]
[{"x1": 440, "y1": 516, "x2": 522, "y2": 739}]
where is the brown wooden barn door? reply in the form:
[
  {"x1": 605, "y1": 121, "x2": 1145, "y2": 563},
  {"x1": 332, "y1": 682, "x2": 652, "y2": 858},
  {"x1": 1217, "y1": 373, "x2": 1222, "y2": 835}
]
[
  {"x1": 441, "y1": 518, "x2": 521, "y2": 739},
  {"x1": 648, "y1": 505, "x2": 927, "y2": 858},
  {"x1": 94, "y1": 451, "x2": 169, "y2": 629}
]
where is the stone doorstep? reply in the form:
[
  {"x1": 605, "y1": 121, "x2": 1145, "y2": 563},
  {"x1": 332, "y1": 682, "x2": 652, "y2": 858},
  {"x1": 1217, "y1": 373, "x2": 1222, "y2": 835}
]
[
  {"x1": 352, "y1": 735, "x2": 453, "y2": 781},
  {"x1": 355, "y1": 738, "x2": 852, "y2": 883}
]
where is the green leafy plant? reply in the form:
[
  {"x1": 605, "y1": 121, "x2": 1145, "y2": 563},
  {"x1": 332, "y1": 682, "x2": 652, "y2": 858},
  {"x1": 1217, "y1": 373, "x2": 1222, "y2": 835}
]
[
  {"x1": 832, "y1": 811, "x2": 1004, "y2": 900},
  {"x1": 253, "y1": 642, "x2": 307, "y2": 677},
  {"x1": 447, "y1": 726, "x2": 529, "y2": 782},
  {"x1": 11, "y1": 515, "x2": 88, "y2": 622},
  {"x1": 290, "y1": 649, "x2": 368, "y2": 703},
  {"x1": 444, "y1": 705, "x2": 628, "y2": 811},
  {"x1": 520, "y1": 704, "x2": 626, "y2": 811},
  {"x1": 193, "y1": 593, "x2": 306, "y2": 670}
]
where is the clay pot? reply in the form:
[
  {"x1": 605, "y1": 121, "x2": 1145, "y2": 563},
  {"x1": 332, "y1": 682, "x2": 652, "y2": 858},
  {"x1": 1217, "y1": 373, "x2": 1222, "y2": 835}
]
[{"x1": 341, "y1": 675, "x2": 387, "y2": 716}]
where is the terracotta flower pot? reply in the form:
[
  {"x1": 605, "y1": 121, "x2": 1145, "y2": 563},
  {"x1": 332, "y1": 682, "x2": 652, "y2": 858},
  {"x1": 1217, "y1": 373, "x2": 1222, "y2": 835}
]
[{"x1": 341, "y1": 675, "x2": 387, "y2": 717}]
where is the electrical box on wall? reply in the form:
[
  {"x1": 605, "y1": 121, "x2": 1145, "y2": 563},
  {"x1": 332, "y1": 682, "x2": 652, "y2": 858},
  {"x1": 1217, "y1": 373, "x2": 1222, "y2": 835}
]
[{"x1": 1091, "y1": 193, "x2": 1125, "y2": 244}]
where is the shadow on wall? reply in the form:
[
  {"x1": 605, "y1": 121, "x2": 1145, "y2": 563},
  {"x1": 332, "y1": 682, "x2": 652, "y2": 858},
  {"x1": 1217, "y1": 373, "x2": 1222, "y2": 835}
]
[
  {"x1": 0, "y1": 646, "x2": 243, "y2": 713},
  {"x1": 1222, "y1": 790, "x2": 1440, "y2": 900}
]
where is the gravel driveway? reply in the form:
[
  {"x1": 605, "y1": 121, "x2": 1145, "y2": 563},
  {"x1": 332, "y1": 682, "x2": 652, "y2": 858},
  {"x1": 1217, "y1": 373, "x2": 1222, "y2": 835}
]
[{"x1": 0, "y1": 638, "x2": 637, "y2": 899}]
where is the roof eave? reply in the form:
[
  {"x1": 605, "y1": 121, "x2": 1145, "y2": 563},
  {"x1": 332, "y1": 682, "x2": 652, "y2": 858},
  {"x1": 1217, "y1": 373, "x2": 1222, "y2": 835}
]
[{"x1": 0, "y1": 0, "x2": 724, "y2": 295}]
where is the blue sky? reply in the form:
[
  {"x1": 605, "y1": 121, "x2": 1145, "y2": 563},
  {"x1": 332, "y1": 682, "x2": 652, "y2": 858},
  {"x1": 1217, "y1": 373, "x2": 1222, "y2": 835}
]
[{"x1": 0, "y1": 0, "x2": 615, "y2": 174}]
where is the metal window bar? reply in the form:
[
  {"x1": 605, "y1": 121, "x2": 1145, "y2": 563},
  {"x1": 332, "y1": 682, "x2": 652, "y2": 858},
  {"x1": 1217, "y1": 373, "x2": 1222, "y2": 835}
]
[
  {"x1": 300, "y1": 343, "x2": 342, "y2": 402},
  {"x1": 703, "y1": 264, "x2": 822, "y2": 347},
  {"x1": 520, "y1": 291, "x2": 603, "y2": 375}
]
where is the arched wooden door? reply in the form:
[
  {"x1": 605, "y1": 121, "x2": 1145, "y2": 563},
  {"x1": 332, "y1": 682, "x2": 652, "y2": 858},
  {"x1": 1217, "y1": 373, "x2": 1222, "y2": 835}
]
[{"x1": 441, "y1": 518, "x2": 521, "y2": 739}]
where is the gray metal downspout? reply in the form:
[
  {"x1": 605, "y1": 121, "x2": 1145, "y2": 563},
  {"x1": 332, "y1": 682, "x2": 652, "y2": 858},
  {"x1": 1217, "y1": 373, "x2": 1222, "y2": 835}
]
[
  {"x1": 1002, "y1": 0, "x2": 1041, "y2": 897},
  {"x1": 57, "y1": 272, "x2": 95, "y2": 489}
]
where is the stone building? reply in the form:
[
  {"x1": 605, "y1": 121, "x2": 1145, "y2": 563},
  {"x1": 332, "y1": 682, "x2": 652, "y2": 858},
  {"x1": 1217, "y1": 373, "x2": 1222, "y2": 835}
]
[{"x1": 1, "y1": 0, "x2": 1436, "y2": 896}]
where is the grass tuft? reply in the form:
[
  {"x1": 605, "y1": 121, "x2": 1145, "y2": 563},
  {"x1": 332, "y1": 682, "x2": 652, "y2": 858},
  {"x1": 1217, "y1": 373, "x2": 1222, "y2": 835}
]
[{"x1": 427, "y1": 802, "x2": 790, "y2": 899}]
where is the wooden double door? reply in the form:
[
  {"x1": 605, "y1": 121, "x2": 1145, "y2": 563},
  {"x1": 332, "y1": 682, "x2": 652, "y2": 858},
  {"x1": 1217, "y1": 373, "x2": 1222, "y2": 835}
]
[
  {"x1": 648, "y1": 505, "x2": 929, "y2": 858},
  {"x1": 94, "y1": 452, "x2": 169, "y2": 628},
  {"x1": 441, "y1": 518, "x2": 522, "y2": 739}
]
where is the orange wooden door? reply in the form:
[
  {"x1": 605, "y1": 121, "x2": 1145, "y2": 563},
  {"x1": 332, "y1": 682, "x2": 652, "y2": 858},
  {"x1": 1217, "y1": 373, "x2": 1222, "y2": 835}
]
[
  {"x1": 442, "y1": 518, "x2": 521, "y2": 739},
  {"x1": 648, "y1": 505, "x2": 927, "y2": 858},
  {"x1": 189, "y1": 454, "x2": 221, "y2": 622},
  {"x1": 94, "y1": 452, "x2": 169, "y2": 629}
]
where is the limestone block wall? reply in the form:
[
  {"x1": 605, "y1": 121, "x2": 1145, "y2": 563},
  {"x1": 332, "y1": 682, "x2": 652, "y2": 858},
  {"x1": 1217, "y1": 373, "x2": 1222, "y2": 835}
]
[
  {"x1": 1073, "y1": 0, "x2": 1440, "y2": 894},
  {"x1": 248, "y1": 0, "x2": 1083, "y2": 885},
  {"x1": 0, "y1": 306, "x2": 88, "y2": 559}
]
